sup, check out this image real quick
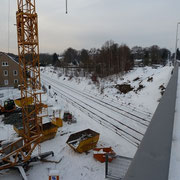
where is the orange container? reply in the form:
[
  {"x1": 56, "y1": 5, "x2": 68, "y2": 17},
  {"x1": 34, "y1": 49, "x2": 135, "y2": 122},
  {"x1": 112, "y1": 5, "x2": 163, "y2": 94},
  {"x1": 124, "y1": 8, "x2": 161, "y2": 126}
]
[{"x1": 93, "y1": 147, "x2": 115, "y2": 163}]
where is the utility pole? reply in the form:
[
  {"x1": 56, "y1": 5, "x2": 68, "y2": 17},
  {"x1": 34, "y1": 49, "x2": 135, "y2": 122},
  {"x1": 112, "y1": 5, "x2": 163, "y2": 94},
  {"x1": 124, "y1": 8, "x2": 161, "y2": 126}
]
[{"x1": 174, "y1": 22, "x2": 180, "y2": 65}]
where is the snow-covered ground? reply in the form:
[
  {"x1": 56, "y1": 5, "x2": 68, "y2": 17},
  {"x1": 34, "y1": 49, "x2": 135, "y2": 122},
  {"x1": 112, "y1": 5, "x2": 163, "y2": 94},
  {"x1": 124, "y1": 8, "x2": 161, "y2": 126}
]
[{"x1": 0, "y1": 65, "x2": 173, "y2": 180}]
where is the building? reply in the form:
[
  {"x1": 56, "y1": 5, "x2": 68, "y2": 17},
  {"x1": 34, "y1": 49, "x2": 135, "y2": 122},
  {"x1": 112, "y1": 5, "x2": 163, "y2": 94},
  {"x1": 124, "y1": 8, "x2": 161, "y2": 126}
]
[
  {"x1": 0, "y1": 52, "x2": 20, "y2": 87},
  {"x1": 134, "y1": 59, "x2": 143, "y2": 67}
]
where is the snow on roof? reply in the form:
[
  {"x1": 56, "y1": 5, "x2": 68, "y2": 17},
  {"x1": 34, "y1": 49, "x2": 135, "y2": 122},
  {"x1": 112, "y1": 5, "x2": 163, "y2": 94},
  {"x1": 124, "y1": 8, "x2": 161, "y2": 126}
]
[
  {"x1": 51, "y1": 107, "x2": 61, "y2": 111},
  {"x1": 134, "y1": 59, "x2": 143, "y2": 62},
  {"x1": 58, "y1": 56, "x2": 63, "y2": 61},
  {"x1": 49, "y1": 170, "x2": 60, "y2": 176},
  {"x1": 1, "y1": 52, "x2": 19, "y2": 65},
  {"x1": 33, "y1": 90, "x2": 44, "y2": 94}
]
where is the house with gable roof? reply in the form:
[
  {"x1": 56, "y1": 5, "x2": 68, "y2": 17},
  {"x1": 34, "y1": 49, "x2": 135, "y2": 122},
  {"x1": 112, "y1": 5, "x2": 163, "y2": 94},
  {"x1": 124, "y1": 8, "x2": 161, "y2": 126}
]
[{"x1": 0, "y1": 52, "x2": 20, "y2": 87}]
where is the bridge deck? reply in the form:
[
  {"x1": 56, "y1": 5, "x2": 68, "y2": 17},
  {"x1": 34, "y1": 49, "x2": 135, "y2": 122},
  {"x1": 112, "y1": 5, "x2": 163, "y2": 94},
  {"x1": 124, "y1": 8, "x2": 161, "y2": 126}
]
[
  {"x1": 169, "y1": 67, "x2": 180, "y2": 180},
  {"x1": 124, "y1": 66, "x2": 178, "y2": 180}
]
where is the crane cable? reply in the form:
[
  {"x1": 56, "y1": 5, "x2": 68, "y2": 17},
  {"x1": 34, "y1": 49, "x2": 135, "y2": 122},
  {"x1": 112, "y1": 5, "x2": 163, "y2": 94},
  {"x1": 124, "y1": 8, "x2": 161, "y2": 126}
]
[
  {"x1": 66, "y1": 0, "x2": 68, "y2": 14},
  {"x1": 7, "y1": 0, "x2": 11, "y2": 140},
  {"x1": 7, "y1": 0, "x2": 10, "y2": 97}
]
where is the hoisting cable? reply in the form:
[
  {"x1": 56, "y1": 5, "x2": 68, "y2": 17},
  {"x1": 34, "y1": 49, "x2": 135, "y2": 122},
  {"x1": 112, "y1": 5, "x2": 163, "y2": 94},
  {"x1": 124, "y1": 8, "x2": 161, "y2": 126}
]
[
  {"x1": 66, "y1": 0, "x2": 68, "y2": 14},
  {"x1": 7, "y1": 0, "x2": 10, "y2": 140}
]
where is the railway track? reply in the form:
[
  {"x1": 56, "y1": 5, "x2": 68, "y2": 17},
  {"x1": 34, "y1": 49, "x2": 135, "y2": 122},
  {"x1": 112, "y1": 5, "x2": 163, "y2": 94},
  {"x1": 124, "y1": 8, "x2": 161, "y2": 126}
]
[
  {"x1": 44, "y1": 70, "x2": 153, "y2": 117},
  {"x1": 83, "y1": 89, "x2": 152, "y2": 117},
  {"x1": 42, "y1": 74, "x2": 151, "y2": 127},
  {"x1": 41, "y1": 76, "x2": 148, "y2": 147}
]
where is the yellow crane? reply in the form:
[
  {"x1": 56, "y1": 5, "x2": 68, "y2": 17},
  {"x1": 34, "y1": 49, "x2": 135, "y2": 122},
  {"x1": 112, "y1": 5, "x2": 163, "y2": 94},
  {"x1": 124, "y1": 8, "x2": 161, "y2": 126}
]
[{"x1": 0, "y1": 0, "x2": 67, "y2": 170}]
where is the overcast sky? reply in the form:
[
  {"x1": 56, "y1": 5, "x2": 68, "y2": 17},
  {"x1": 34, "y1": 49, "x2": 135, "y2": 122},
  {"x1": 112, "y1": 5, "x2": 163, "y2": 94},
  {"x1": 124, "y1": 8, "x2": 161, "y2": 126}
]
[{"x1": 0, "y1": 0, "x2": 180, "y2": 54}]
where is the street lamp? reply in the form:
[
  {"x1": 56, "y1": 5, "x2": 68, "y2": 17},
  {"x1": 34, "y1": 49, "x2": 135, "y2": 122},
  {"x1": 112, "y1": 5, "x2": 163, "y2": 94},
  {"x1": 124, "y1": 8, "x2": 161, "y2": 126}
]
[{"x1": 174, "y1": 22, "x2": 180, "y2": 64}]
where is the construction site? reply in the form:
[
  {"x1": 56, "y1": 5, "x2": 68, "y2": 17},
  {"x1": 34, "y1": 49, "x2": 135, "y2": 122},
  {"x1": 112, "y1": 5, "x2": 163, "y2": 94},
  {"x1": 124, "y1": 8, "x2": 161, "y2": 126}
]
[{"x1": 0, "y1": 0, "x2": 179, "y2": 180}]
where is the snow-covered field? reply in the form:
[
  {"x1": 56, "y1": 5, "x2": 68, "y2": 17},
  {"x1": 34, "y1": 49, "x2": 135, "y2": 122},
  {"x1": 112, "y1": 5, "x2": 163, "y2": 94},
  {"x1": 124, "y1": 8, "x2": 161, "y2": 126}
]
[{"x1": 0, "y1": 65, "x2": 173, "y2": 180}]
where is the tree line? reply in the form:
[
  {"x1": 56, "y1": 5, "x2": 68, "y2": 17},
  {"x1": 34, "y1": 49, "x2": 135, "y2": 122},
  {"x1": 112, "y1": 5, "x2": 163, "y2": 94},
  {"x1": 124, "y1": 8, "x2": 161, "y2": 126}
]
[
  {"x1": 131, "y1": 45, "x2": 170, "y2": 65},
  {"x1": 54, "y1": 41, "x2": 172, "y2": 77},
  {"x1": 7, "y1": 40, "x2": 174, "y2": 78}
]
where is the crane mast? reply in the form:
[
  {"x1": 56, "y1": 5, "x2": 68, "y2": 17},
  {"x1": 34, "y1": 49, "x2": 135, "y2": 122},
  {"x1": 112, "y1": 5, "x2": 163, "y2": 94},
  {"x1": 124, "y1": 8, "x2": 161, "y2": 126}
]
[
  {"x1": 16, "y1": 0, "x2": 42, "y2": 143},
  {"x1": 0, "y1": 0, "x2": 44, "y2": 170},
  {"x1": 0, "y1": 0, "x2": 68, "y2": 171}
]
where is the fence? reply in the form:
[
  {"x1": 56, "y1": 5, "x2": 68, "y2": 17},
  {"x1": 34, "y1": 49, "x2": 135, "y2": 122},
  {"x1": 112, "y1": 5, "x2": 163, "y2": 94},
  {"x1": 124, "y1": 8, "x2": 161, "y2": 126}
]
[{"x1": 105, "y1": 155, "x2": 132, "y2": 180}]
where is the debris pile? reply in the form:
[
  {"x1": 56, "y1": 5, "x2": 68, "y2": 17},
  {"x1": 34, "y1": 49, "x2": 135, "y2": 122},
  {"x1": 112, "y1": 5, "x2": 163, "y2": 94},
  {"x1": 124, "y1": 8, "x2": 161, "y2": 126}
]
[
  {"x1": 133, "y1": 77, "x2": 140, "y2": 81},
  {"x1": 134, "y1": 84, "x2": 145, "y2": 93},
  {"x1": 159, "y1": 84, "x2": 166, "y2": 95},
  {"x1": 63, "y1": 112, "x2": 76, "y2": 124},
  {"x1": 115, "y1": 84, "x2": 134, "y2": 94},
  {"x1": 2, "y1": 112, "x2": 22, "y2": 127},
  {"x1": 147, "y1": 77, "x2": 153, "y2": 82}
]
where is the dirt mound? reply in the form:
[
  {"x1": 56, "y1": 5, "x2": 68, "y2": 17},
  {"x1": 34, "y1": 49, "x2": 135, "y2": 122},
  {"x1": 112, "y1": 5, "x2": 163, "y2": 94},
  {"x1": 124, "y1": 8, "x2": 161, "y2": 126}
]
[
  {"x1": 134, "y1": 84, "x2": 145, "y2": 93},
  {"x1": 147, "y1": 77, "x2": 153, "y2": 82},
  {"x1": 115, "y1": 84, "x2": 134, "y2": 94},
  {"x1": 159, "y1": 84, "x2": 166, "y2": 95},
  {"x1": 133, "y1": 77, "x2": 140, "y2": 81}
]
